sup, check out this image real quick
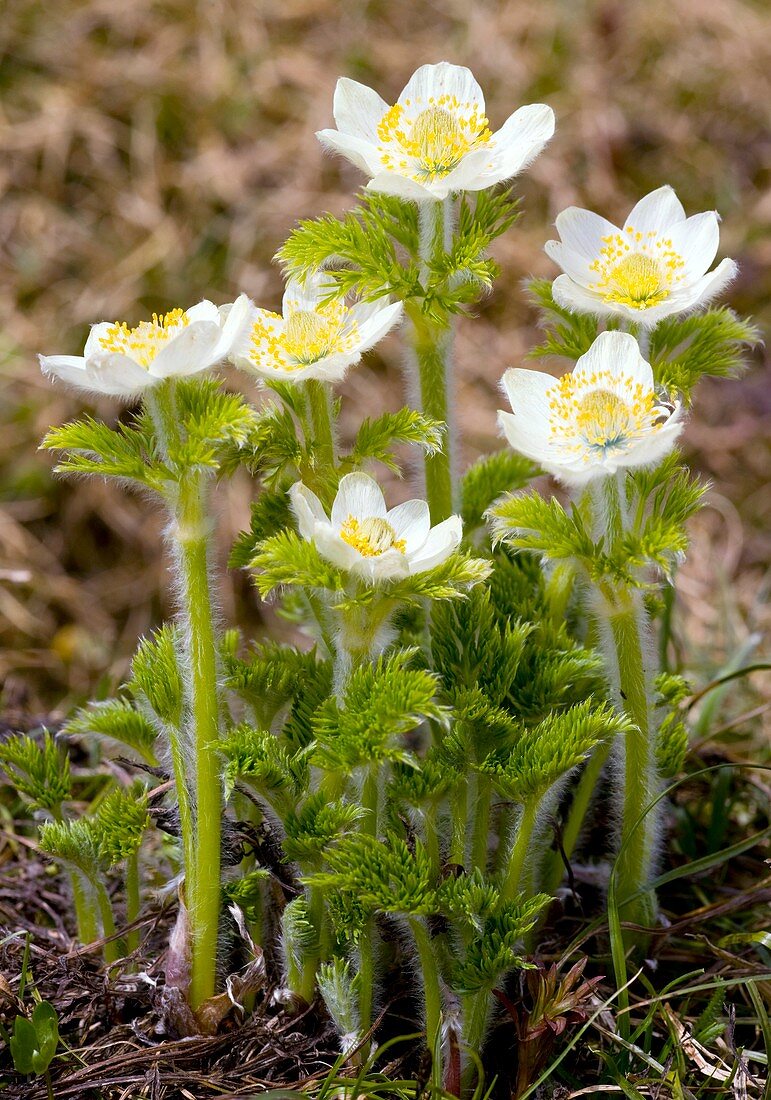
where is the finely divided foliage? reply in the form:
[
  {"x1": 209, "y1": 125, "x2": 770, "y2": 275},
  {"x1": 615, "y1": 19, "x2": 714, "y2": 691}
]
[{"x1": 3, "y1": 56, "x2": 757, "y2": 1099}]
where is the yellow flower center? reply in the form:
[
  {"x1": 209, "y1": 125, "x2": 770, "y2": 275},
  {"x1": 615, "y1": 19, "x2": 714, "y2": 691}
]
[
  {"x1": 574, "y1": 389, "x2": 639, "y2": 450},
  {"x1": 376, "y1": 96, "x2": 492, "y2": 181},
  {"x1": 588, "y1": 227, "x2": 686, "y2": 309},
  {"x1": 548, "y1": 369, "x2": 672, "y2": 461},
  {"x1": 98, "y1": 309, "x2": 189, "y2": 368},
  {"x1": 339, "y1": 516, "x2": 406, "y2": 557},
  {"x1": 248, "y1": 301, "x2": 359, "y2": 372}
]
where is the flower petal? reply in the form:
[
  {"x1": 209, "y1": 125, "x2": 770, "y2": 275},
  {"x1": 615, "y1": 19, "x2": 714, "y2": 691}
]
[
  {"x1": 39, "y1": 354, "x2": 90, "y2": 390},
  {"x1": 543, "y1": 239, "x2": 596, "y2": 286},
  {"x1": 84, "y1": 321, "x2": 117, "y2": 360},
  {"x1": 85, "y1": 353, "x2": 155, "y2": 396},
  {"x1": 551, "y1": 274, "x2": 619, "y2": 319},
  {"x1": 408, "y1": 515, "x2": 462, "y2": 573},
  {"x1": 624, "y1": 185, "x2": 686, "y2": 234},
  {"x1": 501, "y1": 367, "x2": 555, "y2": 422},
  {"x1": 573, "y1": 330, "x2": 653, "y2": 392},
  {"x1": 610, "y1": 417, "x2": 685, "y2": 473},
  {"x1": 214, "y1": 293, "x2": 254, "y2": 360},
  {"x1": 354, "y1": 547, "x2": 412, "y2": 583},
  {"x1": 397, "y1": 62, "x2": 485, "y2": 114},
  {"x1": 314, "y1": 525, "x2": 362, "y2": 571},
  {"x1": 289, "y1": 482, "x2": 329, "y2": 540},
  {"x1": 552, "y1": 207, "x2": 619, "y2": 261},
  {"x1": 466, "y1": 103, "x2": 554, "y2": 187},
  {"x1": 331, "y1": 472, "x2": 387, "y2": 526},
  {"x1": 365, "y1": 171, "x2": 437, "y2": 201},
  {"x1": 350, "y1": 300, "x2": 403, "y2": 351},
  {"x1": 316, "y1": 128, "x2": 381, "y2": 178},
  {"x1": 333, "y1": 77, "x2": 390, "y2": 142},
  {"x1": 185, "y1": 299, "x2": 220, "y2": 324},
  {"x1": 385, "y1": 499, "x2": 431, "y2": 552},
  {"x1": 148, "y1": 321, "x2": 224, "y2": 378},
  {"x1": 282, "y1": 273, "x2": 336, "y2": 316},
  {"x1": 665, "y1": 212, "x2": 720, "y2": 280}
]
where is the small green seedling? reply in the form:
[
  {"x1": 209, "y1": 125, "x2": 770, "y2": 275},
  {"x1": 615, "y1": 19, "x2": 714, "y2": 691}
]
[{"x1": 10, "y1": 1000, "x2": 59, "y2": 1076}]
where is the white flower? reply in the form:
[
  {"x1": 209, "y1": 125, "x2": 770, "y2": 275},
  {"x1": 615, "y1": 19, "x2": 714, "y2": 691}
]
[
  {"x1": 40, "y1": 296, "x2": 252, "y2": 398},
  {"x1": 230, "y1": 274, "x2": 402, "y2": 384},
  {"x1": 290, "y1": 472, "x2": 462, "y2": 583},
  {"x1": 316, "y1": 61, "x2": 555, "y2": 202},
  {"x1": 545, "y1": 186, "x2": 737, "y2": 327},
  {"x1": 498, "y1": 331, "x2": 684, "y2": 487}
]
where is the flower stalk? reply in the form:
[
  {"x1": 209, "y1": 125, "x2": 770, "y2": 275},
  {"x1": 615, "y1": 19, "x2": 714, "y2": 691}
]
[
  {"x1": 147, "y1": 382, "x2": 223, "y2": 1011},
  {"x1": 407, "y1": 199, "x2": 455, "y2": 524},
  {"x1": 593, "y1": 475, "x2": 658, "y2": 938}
]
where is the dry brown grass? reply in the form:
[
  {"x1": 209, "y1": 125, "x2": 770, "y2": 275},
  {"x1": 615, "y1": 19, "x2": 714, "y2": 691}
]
[{"x1": 1, "y1": 0, "x2": 769, "y2": 733}]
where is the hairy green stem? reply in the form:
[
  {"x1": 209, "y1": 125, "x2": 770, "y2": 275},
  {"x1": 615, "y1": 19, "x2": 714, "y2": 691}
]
[
  {"x1": 502, "y1": 798, "x2": 539, "y2": 902},
  {"x1": 177, "y1": 473, "x2": 223, "y2": 1009},
  {"x1": 423, "y1": 804, "x2": 441, "y2": 879},
  {"x1": 450, "y1": 782, "x2": 467, "y2": 867},
  {"x1": 125, "y1": 850, "x2": 141, "y2": 955},
  {"x1": 298, "y1": 883, "x2": 326, "y2": 1004},
  {"x1": 95, "y1": 880, "x2": 120, "y2": 964},
  {"x1": 406, "y1": 199, "x2": 455, "y2": 524},
  {"x1": 606, "y1": 596, "x2": 657, "y2": 933},
  {"x1": 306, "y1": 379, "x2": 336, "y2": 478},
  {"x1": 543, "y1": 740, "x2": 612, "y2": 894},
  {"x1": 470, "y1": 774, "x2": 492, "y2": 873},
  {"x1": 596, "y1": 474, "x2": 658, "y2": 939},
  {"x1": 461, "y1": 989, "x2": 492, "y2": 1093},
  {"x1": 410, "y1": 917, "x2": 443, "y2": 1074},
  {"x1": 357, "y1": 764, "x2": 380, "y2": 1044},
  {"x1": 70, "y1": 871, "x2": 98, "y2": 946},
  {"x1": 148, "y1": 382, "x2": 223, "y2": 1010}
]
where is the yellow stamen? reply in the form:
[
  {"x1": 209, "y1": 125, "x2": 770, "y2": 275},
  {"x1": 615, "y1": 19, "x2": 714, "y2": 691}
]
[
  {"x1": 248, "y1": 301, "x2": 359, "y2": 372},
  {"x1": 339, "y1": 516, "x2": 406, "y2": 557},
  {"x1": 548, "y1": 369, "x2": 668, "y2": 460},
  {"x1": 98, "y1": 309, "x2": 189, "y2": 368},
  {"x1": 376, "y1": 95, "x2": 491, "y2": 182},
  {"x1": 587, "y1": 227, "x2": 686, "y2": 310}
]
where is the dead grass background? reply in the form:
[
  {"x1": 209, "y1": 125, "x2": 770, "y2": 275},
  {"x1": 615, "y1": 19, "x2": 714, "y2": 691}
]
[{"x1": 0, "y1": 0, "x2": 769, "y2": 747}]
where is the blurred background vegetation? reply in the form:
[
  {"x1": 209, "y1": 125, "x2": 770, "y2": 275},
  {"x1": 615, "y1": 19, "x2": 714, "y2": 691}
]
[{"x1": 1, "y1": 0, "x2": 769, "y2": 749}]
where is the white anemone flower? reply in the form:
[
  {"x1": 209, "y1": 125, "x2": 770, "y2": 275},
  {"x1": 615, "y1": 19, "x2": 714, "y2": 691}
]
[
  {"x1": 498, "y1": 331, "x2": 684, "y2": 488},
  {"x1": 290, "y1": 472, "x2": 463, "y2": 584},
  {"x1": 316, "y1": 61, "x2": 555, "y2": 202},
  {"x1": 545, "y1": 186, "x2": 737, "y2": 327},
  {"x1": 230, "y1": 274, "x2": 402, "y2": 384},
  {"x1": 40, "y1": 296, "x2": 252, "y2": 398}
]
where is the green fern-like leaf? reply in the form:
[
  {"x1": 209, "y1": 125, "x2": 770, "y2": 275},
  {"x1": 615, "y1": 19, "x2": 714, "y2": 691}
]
[
  {"x1": 93, "y1": 785, "x2": 150, "y2": 865},
  {"x1": 307, "y1": 833, "x2": 439, "y2": 917},
  {"x1": 489, "y1": 490, "x2": 596, "y2": 565},
  {"x1": 235, "y1": 401, "x2": 305, "y2": 489},
  {"x1": 650, "y1": 307, "x2": 760, "y2": 403},
  {"x1": 220, "y1": 723, "x2": 309, "y2": 809},
  {"x1": 250, "y1": 529, "x2": 346, "y2": 598},
  {"x1": 283, "y1": 792, "x2": 365, "y2": 864},
  {"x1": 39, "y1": 817, "x2": 104, "y2": 876},
  {"x1": 335, "y1": 553, "x2": 492, "y2": 611},
  {"x1": 62, "y1": 700, "x2": 159, "y2": 766},
  {"x1": 166, "y1": 380, "x2": 258, "y2": 471},
  {"x1": 480, "y1": 699, "x2": 632, "y2": 802},
  {"x1": 42, "y1": 416, "x2": 163, "y2": 488},
  {"x1": 312, "y1": 650, "x2": 444, "y2": 771},
  {"x1": 229, "y1": 489, "x2": 294, "y2": 569},
  {"x1": 461, "y1": 450, "x2": 538, "y2": 531},
  {"x1": 130, "y1": 625, "x2": 185, "y2": 728},
  {"x1": 342, "y1": 409, "x2": 444, "y2": 473},
  {"x1": 0, "y1": 731, "x2": 71, "y2": 812},
  {"x1": 450, "y1": 894, "x2": 549, "y2": 993},
  {"x1": 528, "y1": 278, "x2": 604, "y2": 361}
]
